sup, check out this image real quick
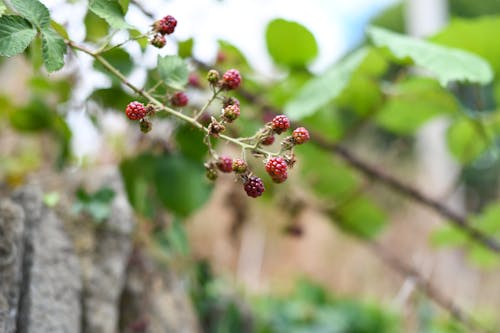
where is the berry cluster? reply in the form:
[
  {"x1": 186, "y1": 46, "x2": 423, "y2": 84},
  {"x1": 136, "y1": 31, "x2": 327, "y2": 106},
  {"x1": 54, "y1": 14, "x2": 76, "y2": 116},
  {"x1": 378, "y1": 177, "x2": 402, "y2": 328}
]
[
  {"x1": 150, "y1": 14, "x2": 178, "y2": 49},
  {"x1": 125, "y1": 16, "x2": 310, "y2": 199},
  {"x1": 204, "y1": 111, "x2": 309, "y2": 198}
]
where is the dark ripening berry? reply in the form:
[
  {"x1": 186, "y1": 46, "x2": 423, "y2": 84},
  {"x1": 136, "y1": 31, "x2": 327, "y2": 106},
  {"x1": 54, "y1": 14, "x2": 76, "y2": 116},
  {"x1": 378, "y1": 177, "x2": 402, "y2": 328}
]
[
  {"x1": 265, "y1": 157, "x2": 288, "y2": 183},
  {"x1": 271, "y1": 115, "x2": 290, "y2": 134},
  {"x1": 151, "y1": 34, "x2": 166, "y2": 48},
  {"x1": 139, "y1": 119, "x2": 153, "y2": 133},
  {"x1": 125, "y1": 101, "x2": 147, "y2": 120},
  {"x1": 171, "y1": 91, "x2": 189, "y2": 107},
  {"x1": 222, "y1": 104, "x2": 240, "y2": 122},
  {"x1": 207, "y1": 69, "x2": 220, "y2": 84},
  {"x1": 154, "y1": 15, "x2": 177, "y2": 35},
  {"x1": 217, "y1": 156, "x2": 233, "y2": 173},
  {"x1": 206, "y1": 168, "x2": 218, "y2": 181},
  {"x1": 232, "y1": 159, "x2": 247, "y2": 173},
  {"x1": 292, "y1": 127, "x2": 310, "y2": 145},
  {"x1": 221, "y1": 69, "x2": 242, "y2": 90},
  {"x1": 261, "y1": 135, "x2": 275, "y2": 146},
  {"x1": 222, "y1": 96, "x2": 240, "y2": 108},
  {"x1": 244, "y1": 176, "x2": 265, "y2": 198}
]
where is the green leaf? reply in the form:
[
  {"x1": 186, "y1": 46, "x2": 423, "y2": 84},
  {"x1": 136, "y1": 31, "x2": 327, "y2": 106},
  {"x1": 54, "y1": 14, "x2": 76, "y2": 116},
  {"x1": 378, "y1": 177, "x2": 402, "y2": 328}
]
[
  {"x1": 431, "y1": 225, "x2": 468, "y2": 247},
  {"x1": 73, "y1": 187, "x2": 116, "y2": 223},
  {"x1": 50, "y1": 20, "x2": 69, "y2": 39},
  {"x1": 367, "y1": 26, "x2": 493, "y2": 86},
  {"x1": 129, "y1": 29, "x2": 147, "y2": 50},
  {"x1": 431, "y1": 17, "x2": 500, "y2": 74},
  {"x1": 120, "y1": 154, "x2": 158, "y2": 217},
  {"x1": 299, "y1": 145, "x2": 360, "y2": 200},
  {"x1": 175, "y1": 125, "x2": 207, "y2": 162},
  {"x1": 467, "y1": 244, "x2": 499, "y2": 268},
  {"x1": 89, "y1": 0, "x2": 132, "y2": 29},
  {"x1": 90, "y1": 86, "x2": 133, "y2": 109},
  {"x1": 157, "y1": 55, "x2": 189, "y2": 90},
  {"x1": 178, "y1": 38, "x2": 194, "y2": 58},
  {"x1": 84, "y1": 10, "x2": 109, "y2": 43},
  {"x1": 375, "y1": 78, "x2": 458, "y2": 134},
  {"x1": 285, "y1": 48, "x2": 368, "y2": 120},
  {"x1": 266, "y1": 18, "x2": 318, "y2": 68},
  {"x1": 94, "y1": 48, "x2": 133, "y2": 83},
  {"x1": 447, "y1": 118, "x2": 488, "y2": 164},
  {"x1": 0, "y1": 2, "x2": 7, "y2": 17},
  {"x1": 11, "y1": 0, "x2": 50, "y2": 29},
  {"x1": 0, "y1": 15, "x2": 37, "y2": 57},
  {"x1": 154, "y1": 154, "x2": 212, "y2": 217},
  {"x1": 332, "y1": 196, "x2": 387, "y2": 238},
  {"x1": 10, "y1": 98, "x2": 53, "y2": 131},
  {"x1": 41, "y1": 28, "x2": 66, "y2": 72},
  {"x1": 217, "y1": 39, "x2": 251, "y2": 72},
  {"x1": 118, "y1": 0, "x2": 130, "y2": 14}
]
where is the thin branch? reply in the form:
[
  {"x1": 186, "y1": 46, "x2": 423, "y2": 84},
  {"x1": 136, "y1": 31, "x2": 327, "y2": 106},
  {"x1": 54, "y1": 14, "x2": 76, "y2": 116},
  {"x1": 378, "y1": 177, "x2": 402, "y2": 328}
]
[
  {"x1": 235, "y1": 86, "x2": 500, "y2": 253},
  {"x1": 370, "y1": 242, "x2": 493, "y2": 333},
  {"x1": 66, "y1": 40, "x2": 273, "y2": 158}
]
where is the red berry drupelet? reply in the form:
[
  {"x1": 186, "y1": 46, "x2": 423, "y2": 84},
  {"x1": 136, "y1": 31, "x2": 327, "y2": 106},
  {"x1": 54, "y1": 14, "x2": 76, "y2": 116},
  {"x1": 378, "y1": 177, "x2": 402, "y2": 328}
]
[
  {"x1": 125, "y1": 101, "x2": 148, "y2": 120},
  {"x1": 221, "y1": 69, "x2": 242, "y2": 90},
  {"x1": 244, "y1": 176, "x2": 265, "y2": 198},
  {"x1": 292, "y1": 127, "x2": 310, "y2": 145},
  {"x1": 271, "y1": 115, "x2": 290, "y2": 134},
  {"x1": 217, "y1": 156, "x2": 233, "y2": 173},
  {"x1": 154, "y1": 15, "x2": 177, "y2": 35},
  {"x1": 171, "y1": 91, "x2": 189, "y2": 107},
  {"x1": 265, "y1": 157, "x2": 288, "y2": 183}
]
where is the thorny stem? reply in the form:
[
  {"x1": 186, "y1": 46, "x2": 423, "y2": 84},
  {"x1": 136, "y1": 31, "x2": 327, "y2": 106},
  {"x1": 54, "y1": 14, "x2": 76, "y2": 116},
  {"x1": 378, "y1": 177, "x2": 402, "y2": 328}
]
[{"x1": 66, "y1": 40, "x2": 274, "y2": 158}]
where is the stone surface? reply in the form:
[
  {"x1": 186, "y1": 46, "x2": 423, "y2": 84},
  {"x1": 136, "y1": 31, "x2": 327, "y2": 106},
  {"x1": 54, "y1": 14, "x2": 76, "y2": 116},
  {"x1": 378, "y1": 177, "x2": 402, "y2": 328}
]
[
  {"x1": 82, "y1": 169, "x2": 135, "y2": 333},
  {"x1": 0, "y1": 200, "x2": 25, "y2": 333},
  {"x1": 12, "y1": 186, "x2": 82, "y2": 333}
]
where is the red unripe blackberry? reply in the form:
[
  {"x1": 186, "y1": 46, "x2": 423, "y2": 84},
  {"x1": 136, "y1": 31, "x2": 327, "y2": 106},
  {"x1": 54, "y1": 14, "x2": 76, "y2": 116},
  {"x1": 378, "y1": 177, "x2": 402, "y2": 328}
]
[
  {"x1": 261, "y1": 135, "x2": 275, "y2": 146},
  {"x1": 154, "y1": 15, "x2": 177, "y2": 35},
  {"x1": 232, "y1": 159, "x2": 247, "y2": 173},
  {"x1": 265, "y1": 157, "x2": 288, "y2": 183},
  {"x1": 171, "y1": 92, "x2": 189, "y2": 107},
  {"x1": 217, "y1": 156, "x2": 233, "y2": 173},
  {"x1": 292, "y1": 127, "x2": 310, "y2": 144},
  {"x1": 244, "y1": 176, "x2": 265, "y2": 198},
  {"x1": 188, "y1": 73, "x2": 201, "y2": 88},
  {"x1": 221, "y1": 69, "x2": 241, "y2": 90},
  {"x1": 222, "y1": 104, "x2": 240, "y2": 122},
  {"x1": 151, "y1": 34, "x2": 166, "y2": 48},
  {"x1": 125, "y1": 101, "x2": 147, "y2": 120},
  {"x1": 271, "y1": 115, "x2": 290, "y2": 134}
]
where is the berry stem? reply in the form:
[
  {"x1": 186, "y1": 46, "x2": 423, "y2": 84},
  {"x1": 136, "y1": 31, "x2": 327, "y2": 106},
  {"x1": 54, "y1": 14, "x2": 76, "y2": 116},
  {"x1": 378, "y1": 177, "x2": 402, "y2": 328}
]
[
  {"x1": 66, "y1": 40, "x2": 272, "y2": 157},
  {"x1": 193, "y1": 88, "x2": 221, "y2": 121}
]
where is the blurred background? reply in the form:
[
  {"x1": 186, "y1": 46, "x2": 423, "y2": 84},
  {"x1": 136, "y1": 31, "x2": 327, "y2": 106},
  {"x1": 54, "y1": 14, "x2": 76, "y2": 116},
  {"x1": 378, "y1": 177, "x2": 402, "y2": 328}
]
[{"x1": 2, "y1": 0, "x2": 500, "y2": 332}]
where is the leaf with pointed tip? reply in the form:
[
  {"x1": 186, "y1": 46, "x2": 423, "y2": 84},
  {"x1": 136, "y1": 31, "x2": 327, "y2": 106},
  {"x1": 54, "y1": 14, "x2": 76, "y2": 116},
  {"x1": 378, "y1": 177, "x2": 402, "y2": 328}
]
[
  {"x1": 157, "y1": 55, "x2": 189, "y2": 90},
  {"x1": 41, "y1": 28, "x2": 66, "y2": 72},
  {"x1": 11, "y1": 0, "x2": 50, "y2": 29},
  {"x1": 367, "y1": 26, "x2": 493, "y2": 86},
  {"x1": 0, "y1": 15, "x2": 37, "y2": 57},
  {"x1": 89, "y1": 0, "x2": 133, "y2": 29},
  {"x1": 285, "y1": 48, "x2": 368, "y2": 120}
]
